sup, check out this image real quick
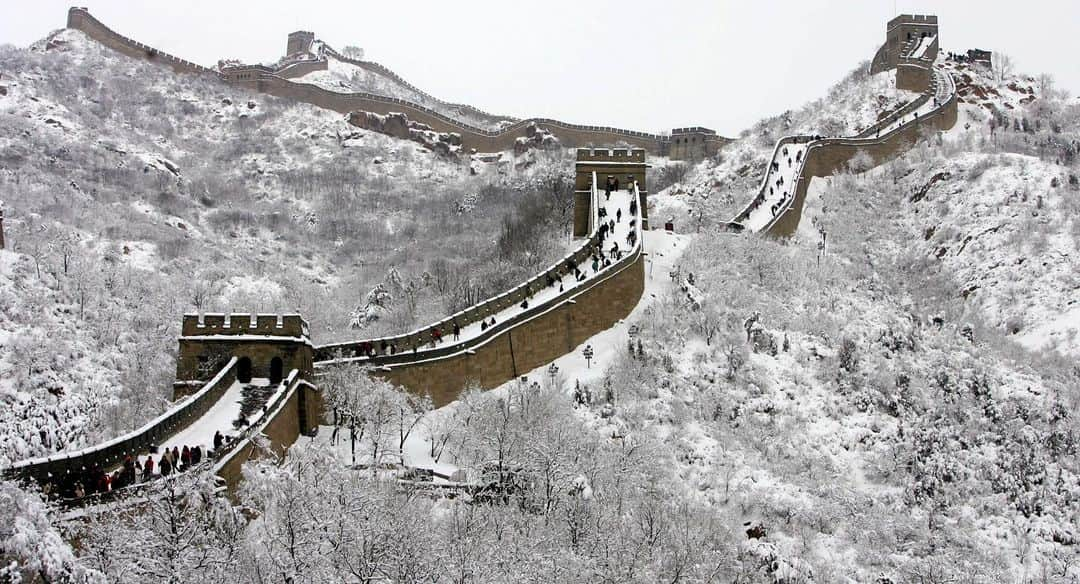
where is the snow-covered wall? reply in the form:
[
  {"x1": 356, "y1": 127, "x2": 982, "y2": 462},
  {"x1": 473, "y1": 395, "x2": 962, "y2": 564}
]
[
  {"x1": 63, "y1": 8, "x2": 721, "y2": 157},
  {"x1": 763, "y1": 75, "x2": 958, "y2": 237},
  {"x1": 3, "y1": 357, "x2": 240, "y2": 485}
]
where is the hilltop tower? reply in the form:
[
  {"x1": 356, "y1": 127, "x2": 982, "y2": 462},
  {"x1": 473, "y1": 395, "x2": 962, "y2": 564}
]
[
  {"x1": 286, "y1": 31, "x2": 315, "y2": 57},
  {"x1": 574, "y1": 148, "x2": 649, "y2": 235},
  {"x1": 667, "y1": 127, "x2": 722, "y2": 161},
  {"x1": 871, "y1": 15, "x2": 938, "y2": 74},
  {"x1": 869, "y1": 14, "x2": 939, "y2": 92}
]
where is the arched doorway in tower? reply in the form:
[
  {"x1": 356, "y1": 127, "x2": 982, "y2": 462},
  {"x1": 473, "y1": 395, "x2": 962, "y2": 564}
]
[
  {"x1": 269, "y1": 357, "x2": 284, "y2": 385},
  {"x1": 237, "y1": 357, "x2": 253, "y2": 384}
]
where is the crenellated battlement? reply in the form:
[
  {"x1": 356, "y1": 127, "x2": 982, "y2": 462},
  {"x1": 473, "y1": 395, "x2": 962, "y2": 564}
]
[
  {"x1": 888, "y1": 14, "x2": 938, "y2": 28},
  {"x1": 181, "y1": 313, "x2": 309, "y2": 338},
  {"x1": 61, "y1": 7, "x2": 727, "y2": 160},
  {"x1": 575, "y1": 148, "x2": 647, "y2": 163}
]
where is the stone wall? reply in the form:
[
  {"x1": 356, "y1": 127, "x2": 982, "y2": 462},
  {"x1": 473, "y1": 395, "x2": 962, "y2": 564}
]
[
  {"x1": 320, "y1": 45, "x2": 516, "y2": 129},
  {"x1": 896, "y1": 61, "x2": 932, "y2": 92},
  {"x1": 64, "y1": 8, "x2": 728, "y2": 158},
  {"x1": 66, "y1": 8, "x2": 216, "y2": 77},
  {"x1": 574, "y1": 148, "x2": 649, "y2": 232},
  {"x1": 213, "y1": 375, "x2": 314, "y2": 493},
  {"x1": 374, "y1": 252, "x2": 645, "y2": 407},
  {"x1": 871, "y1": 14, "x2": 939, "y2": 76},
  {"x1": 668, "y1": 127, "x2": 723, "y2": 160},
  {"x1": 4, "y1": 358, "x2": 240, "y2": 486},
  {"x1": 286, "y1": 31, "x2": 315, "y2": 56}
]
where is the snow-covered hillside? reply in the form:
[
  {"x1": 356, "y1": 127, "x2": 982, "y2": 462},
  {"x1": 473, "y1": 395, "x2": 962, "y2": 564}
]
[
  {"x1": 0, "y1": 18, "x2": 1077, "y2": 583},
  {"x1": 799, "y1": 58, "x2": 1080, "y2": 358},
  {"x1": 0, "y1": 28, "x2": 574, "y2": 462}
]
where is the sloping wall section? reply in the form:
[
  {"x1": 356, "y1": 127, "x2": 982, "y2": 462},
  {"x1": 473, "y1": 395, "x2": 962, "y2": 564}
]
[{"x1": 64, "y1": 7, "x2": 726, "y2": 157}]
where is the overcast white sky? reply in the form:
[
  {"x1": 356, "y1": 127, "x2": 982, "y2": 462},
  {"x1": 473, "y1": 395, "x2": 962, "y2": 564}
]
[{"x1": 3, "y1": 1, "x2": 1077, "y2": 136}]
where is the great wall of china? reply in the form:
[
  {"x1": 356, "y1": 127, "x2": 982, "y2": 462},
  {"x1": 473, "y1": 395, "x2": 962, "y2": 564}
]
[
  {"x1": 0, "y1": 10, "x2": 956, "y2": 503},
  {"x1": 64, "y1": 7, "x2": 725, "y2": 160}
]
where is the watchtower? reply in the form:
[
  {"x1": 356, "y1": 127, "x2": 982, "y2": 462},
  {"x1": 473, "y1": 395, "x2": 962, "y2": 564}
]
[
  {"x1": 574, "y1": 148, "x2": 649, "y2": 236},
  {"x1": 287, "y1": 31, "x2": 315, "y2": 57},
  {"x1": 668, "y1": 127, "x2": 721, "y2": 161},
  {"x1": 175, "y1": 314, "x2": 314, "y2": 397},
  {"x1": 871, "y1": 14, "x2": 939, "y2": 75}
]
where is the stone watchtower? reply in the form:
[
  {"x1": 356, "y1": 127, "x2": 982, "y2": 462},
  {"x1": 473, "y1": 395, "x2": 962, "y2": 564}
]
[
  {"x1": 286, "y1": 31, "x2": 315, "y2": 56},
  {"x1": 175, "y1": 313, "x2": 314, "y2": 393},
  {"x1": 870, "y1": 14, "x2": 939, "y2": 75},
  {"x1": 667, "y1": 127, "x2": 722, "y2": 161},
  {"x1": 574, "y1": 148, "x2": 649, "y2": 236}
]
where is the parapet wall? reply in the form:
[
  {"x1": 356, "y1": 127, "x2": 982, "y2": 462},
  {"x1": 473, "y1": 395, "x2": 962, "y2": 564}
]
[
  {"x1": 314, "y1": 175, "x2": 645, "y2": 407},
  {"x1": 66, "y1": 8, "x2": 215, "y2": 77},
  {"x1": 376, "y1": 252, "x2": 644, "y2": 407},
  {"x1": 213, "y1": 372, "x2": 317, "y2": 493},
  {"x1": 872, "y1": 13, "x2": 939, "y2": 77},
  {"x1": 320, "y1": 45, "x2": 517, "y2": 129},
  {"x1": 181, "y1": 313, "x2": 309, "y2": 338}
]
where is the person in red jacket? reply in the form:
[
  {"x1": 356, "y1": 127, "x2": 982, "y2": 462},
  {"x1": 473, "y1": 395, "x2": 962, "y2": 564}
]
[
  {"x1": 181, "y1": 446, "x2": 192, "y2": 470},
  {"x1": 143, "y1": 456, "x2": 154, "y2": 480}
]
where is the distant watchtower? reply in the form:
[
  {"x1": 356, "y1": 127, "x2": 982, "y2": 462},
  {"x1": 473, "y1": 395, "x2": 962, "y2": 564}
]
[
  {"x1": 574, "y1": 148, "x2": 649, "y2": 235},
  {"x1": 668, "y1": 127, "x2": 721, "y2": 161},
  {"x1": 286, "y1": 31, "x2": 315, "y2": 57}
]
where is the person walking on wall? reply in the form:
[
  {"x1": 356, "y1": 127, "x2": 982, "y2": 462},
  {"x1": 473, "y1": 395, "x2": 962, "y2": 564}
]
[
  {"x1": 452, "y1": 321, "x2": 461, "y2": 341},
  {"x1": 213, "y1": 430, "x2": 224, "y2": 453}
]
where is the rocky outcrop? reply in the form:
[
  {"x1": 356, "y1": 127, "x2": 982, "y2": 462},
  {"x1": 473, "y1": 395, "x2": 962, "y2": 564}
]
[
  {"x1": 513, "y1": 123, "x2": 560, "y2": 154},
  {"x1": 347, "y1": 111, "x2": 462, "y2": 157}
]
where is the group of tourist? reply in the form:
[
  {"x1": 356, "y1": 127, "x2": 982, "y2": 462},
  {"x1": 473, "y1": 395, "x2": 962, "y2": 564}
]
[{"x1": 47, "y1": 431, "x2": 227, "y2": 500}]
